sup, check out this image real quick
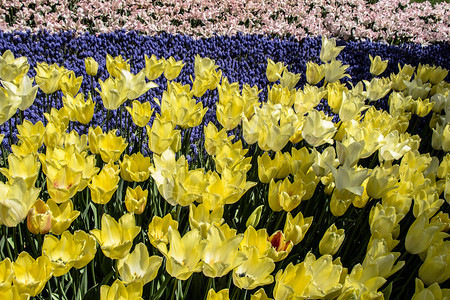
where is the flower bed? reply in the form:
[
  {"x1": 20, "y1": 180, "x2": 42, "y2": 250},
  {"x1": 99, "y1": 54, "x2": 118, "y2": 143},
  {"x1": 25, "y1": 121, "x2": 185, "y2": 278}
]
[
  {"x1": 1, "y1": 0, "x2": 449, "y2": 43},
  {"x1": 0, "y1": 10, "x2": 449, "y2": 300}
]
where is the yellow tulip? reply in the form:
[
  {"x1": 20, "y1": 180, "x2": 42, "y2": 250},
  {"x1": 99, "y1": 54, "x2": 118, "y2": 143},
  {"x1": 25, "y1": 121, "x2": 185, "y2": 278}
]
[
  {"x1": 0, "y1": 258, "x2": 13, "y2": 286},
  {"x1": 12, "y1": 252, "x2": 53, "y2": 297},
  {"x1": 0, "y1": 179, "x2": 40, "y2": 227},
  {"x1": 157, "y1": 227, "x2": 206, "y2": 280},
  {"x1": 323, "y1": 60, "x2": 350, "y2": 83},
  {"x1": 418, "y1": 240, "x2": 450, "y2": 286},
  {"x1": 319, "y1": 224, "x2": 345, "y2": 256},
  {"x1": 119, "y1": 152, "x2": 151, "y2": 182},
  {"x1": 96, "y1": 76, "x2": 128, "y2": 110},
  {"x1": 251, "y1": 288, "x2": 272, "y2": 300},
  {"x1": 42, "y1": 230, "x2": 96, "y2": 276},
  {"x1": 268, "y1": 84, "x2": 296, "y2": 107},
  {"x1": 202, "y1": 225, "x2": 246, "y2": 278},
  {"x1": 404, "y1": 78, "x2": 432, "y2": 100},
  {"x1": 124, "y1": 69, "x2": 158, "y2": 100},
  {"x1": 242, "y1": 83, "x2": 261, "y2": 119},
  {"x1": 0, "y1": 86, "x2": 21, "y2": 125},
  {"x1": 369, "y1": 204, "x2": 402, "y2": 238},
  {"x1": 239, "y1": 226, "x2": 271, "y2": 258},
  {"x1": 405, "y1": 214, "x2": 446, "y2": 255},
  {"x1": 35, "y1": 62, "x2": 65, "y2": 94},
  {"x1": 267, "y1": 231, "x2": 293, "y2": 262},
  {"x1": 164, "y1": 56, "x2": 185, "y2": 81},
  {"x1": 147, "y1": 213, "x2": 178, "y2": 248},
  {"x1": 204, "y1": 122, "x2": 234, "y2": 156},
  {"x1": 330, "y1": 188, "x2": 356, "y2": 217},
  {"x1": 98, "y1": 129, "x2": 128, "y2": 163},
  {"x1": 273, "y1": 262, "x2": 312, "y2": 300},
  {"x1": 144, "y1": 54, "x2": 165, "y2": 80},
  {"x1": 88, "y1": 126, "x2": 104, "y2": 154},
  {"x1": 88, "y1": 163, "x2": 120, "y2": 205},
  {"x1": 2, "y1": 74, "x2": 38, "y2": 111},
  {"x1": 106, "y1": 54, "x2": 130, "y2": 78},
  {"x1": 16, "y1": 119, "x2": 45, "y2": 147},
  {"x1": 429, "y1": 66, "x2": 448, "y2": 85},
  {"x1": 257, "y1": 152, "x2": 287, "y2": 184},
  {"x1": 90, "y1": 213, "x2": 141, "y2": 259},
  {"x1": 213, "y1": 140, "x2": 251, "y2": 174},
  {"x1": 63, "y1": 93, "x2": 95, "y2": 125},
  {"x1": 369, "y1": 54, "x2": 388, "y2": 76},
  {"x1": 338, "y1": 90, "x2": 369, "y2": 122},
  {"x1": 216, "y1": 86, "x2": 245, "y2": 131},
  {"x1": 411, "y1": 278, "x2": 450, "y2": 300},
  {"x1": 192, "y1": 55, "x2": 222, "y2": 97},
  {"x1": 363, "y1": 77, "x2": 392, "y2": 101},
  {"x1": 125, "y1": 100, "x2": 154, "y2": 127},
  {"x1": 124, "y1": 186, "x2": 148, "y2": 215},
  {"x1": 46, "y1": 164, "x2": 81, "y2": 203},
  {"x1": 160, "y1": 82, "x2": 208, "y2": 128},
  {"x1": 84, "y1": 57, "x2": 99, "y2": 76},
  {"x1": 329, "y1": 165, "x2": 370, "y2": 196},
  {"x1": 294, "y1": 84, "x2": 326, "y2": 115},
  {"x1": 283, "y1": 211, "x2": 313, "y2": 245},
  {"x1": 59, "y1": 70, "x2": 82, "y2": 96},
  {"x1": 266, "y1": 58, "x2": 286, "y2": 82},
  {"x1": 320, "y1": 36, "x2": 344, "y2": 63},
  {"x1": 302, "y1": 109, "x2": 336, "y2": 147},
  {"x1": 100, "y1": 279, "x2": 143, "y2": 300},
  {"x1": 26, "y1": 199, "x2": 52, "y2": 235},
  {"x1": 290, "y1": 147, "x2": 315, "y2": 175},
  {"x1": 117, "y1": 243, "x2": 162, "y2": 285},
  {"x1": 146, "y1": 116, "x2": 181, "y2": 155},
  {"x1": 44, "y1": 106, "x2": 70, "y2": 129},
  {"x1": 268, "y1": 178, "x2": 306, "y2": 212},
  {"x1": 303, "y1": 252, "x2": 344, "y2": 298},
  {"x1": 305, "y1": 61, "x2": 325, "y2": 85},
  {"x1": 47, "y1": 199, "x2": 80, "y2": 235},
  {"x1": 232, "y1": 247, "x2": 275, "y2": 290},
  {"x1": 203, "y1": 169, "x2": 256, "y2": 210},
  {"x1": 415, "y1": 98, "x2": 433, "y2": 117},
  {"x1": 71, "y1": 230, "x2": 98, "y2": 269},
  {"x1": 189, "y1": 203, "x2": 224, "y2": 238},
  {"x1": 0, "y1": 50, "x2": 29, "y2": 82},
  {"x1": 0, "y1": 153, "x2": 40, "y2": 189},
  {"x1": 207, "y1": 289, "x2": 230, "y2": 300}
]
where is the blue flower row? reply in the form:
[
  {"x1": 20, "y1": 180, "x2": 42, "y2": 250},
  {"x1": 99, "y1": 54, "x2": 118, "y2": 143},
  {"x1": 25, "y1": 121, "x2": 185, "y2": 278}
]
[{"x1": 0, "y1": 30, "x2": 449, "y2": 153}]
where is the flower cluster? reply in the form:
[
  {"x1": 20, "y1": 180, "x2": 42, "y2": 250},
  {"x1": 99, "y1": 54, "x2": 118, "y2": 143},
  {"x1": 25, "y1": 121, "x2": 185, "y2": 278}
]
[
  {"x1": 0, "y1": 0, "x2": 449, "y2": 43},
  {"x1": 0, "y1": 36, "x2": 449, "y2": 299}
]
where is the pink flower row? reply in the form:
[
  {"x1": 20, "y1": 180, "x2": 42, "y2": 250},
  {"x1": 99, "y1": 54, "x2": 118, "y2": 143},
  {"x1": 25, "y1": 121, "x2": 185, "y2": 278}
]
[{"x1": 0, "y1": 0, "x2": 448, "y2": 43}]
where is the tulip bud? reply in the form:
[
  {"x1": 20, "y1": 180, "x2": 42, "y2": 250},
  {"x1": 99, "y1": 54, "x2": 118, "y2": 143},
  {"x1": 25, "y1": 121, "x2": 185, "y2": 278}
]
[
  {"x1": 125, "y1": 186, "x2": 148, "y2": 215},
  {"x1": 164, "y1": 57, "x2": 184, "y2": 81},
  {"x1": 418, "y1": 240, "x2": 450, "y2": 286},
  {"x1": 319, "y1": 224, "x2": 345, "y2": 256},
  {"x1": 369, "y1": 54, "x2": 388, "y2": 76},
  {"x1": 405, "y1": 214, "x2": 446, "y2": 255},
  {"x1": 84, "y1": 57, "x2": 99, "y2": 76},
  {"x1": 305, "y1": 61, "x2": 325, "y2": 85},
  {"x1": 144, "y1": 54, "x2": 166, "y2": 80},
  {"x1": 266, "y1": 58, "x2": 285, "y2": 82},
  {"x1": 246, "y1": 205, "x2": 263, "y2": 228},
  {"x1": 27, "y1": 199, "x2": 52, "y2": 234},
  {"x1": 320, "y1": 36, "x2": 344, "y2": 63},
  {"x1": 283, "y1": 211, "x2": 313, "y2": 245},
  {"x1": 251, "y1": 288, "x2": 272, "y2": 300},
  {"x1": 206, "y1": 289, "x2": 230, "y2": 300}
]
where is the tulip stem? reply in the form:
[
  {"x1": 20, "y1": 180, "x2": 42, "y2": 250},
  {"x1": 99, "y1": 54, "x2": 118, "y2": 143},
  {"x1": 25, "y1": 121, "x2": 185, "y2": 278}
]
[
  {"x1": 170, "y1": 279, "x2": 177, "y2": 300},
  {"x1": 2, "y1": 227, "x2": 13, "y2": 260},
  {"x1": 106, "y1": 109, "x2": 110, "y2": 132}
]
